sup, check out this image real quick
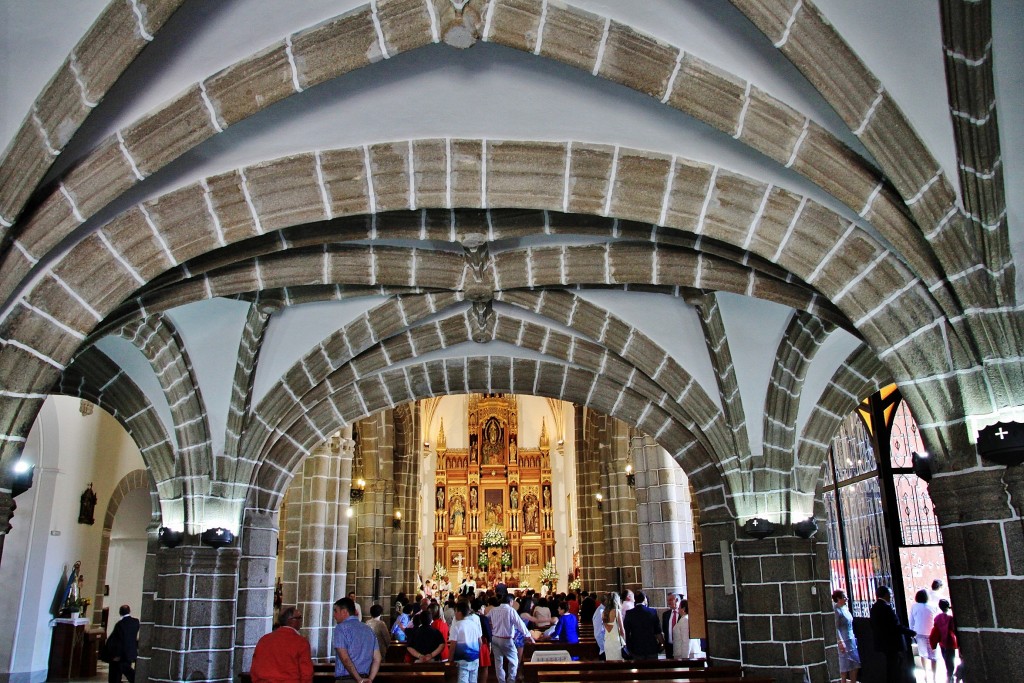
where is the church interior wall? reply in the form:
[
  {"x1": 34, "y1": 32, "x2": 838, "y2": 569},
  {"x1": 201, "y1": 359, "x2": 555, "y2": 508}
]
[{"x1": 0, "y1": 396, "x2": 146, "y2": 680}]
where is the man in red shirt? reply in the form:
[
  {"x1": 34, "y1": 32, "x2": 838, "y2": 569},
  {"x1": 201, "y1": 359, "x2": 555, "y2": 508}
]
[
  {"x1": 250, "y1": 607, "x2": 314, "y2": 683},
  {"x1": 430, "y1": 603, "x2": 450, "y2": 660}
]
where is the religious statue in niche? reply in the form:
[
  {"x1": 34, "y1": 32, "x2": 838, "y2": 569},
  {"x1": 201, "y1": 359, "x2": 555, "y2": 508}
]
[
  {"x1": 543, "y1": 485, "x2": 552, "y2": 509},
  {"x1": 450, "y1": 495, "x2": 466, "y2": 535},
  {"x1": 525, "y1": 549, "x2": 539, "y2": 567},
  {"x1": 523, "y1": 494, "x2": 540, "y2": 533},
  {"x1": 436, "y1": 486, "x2": 445, "y2": 510},
  {"x1": 470, "y1": 487, "x2": 478, "y2": 509},
  {"x1": 509, "y1": 439, "x2": 517, "y2": 463},
  {"x1": 78, "y1": 483, "x2": 97, "y2": 525},
  {"x1": 509, "y1": 486, "x2": 519, "y2": 510},
  {"x1": 482, "y1": 417, "x2": 503, "y2": 465}
]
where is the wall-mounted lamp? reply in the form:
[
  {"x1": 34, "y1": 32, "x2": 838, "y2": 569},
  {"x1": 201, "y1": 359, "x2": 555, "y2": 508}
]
[
  {"x1": 423, "y1": 441, "x2": 430, "y2": 449},
  {"x1": 158, "y1": 526, "x2": 184, "y2": 548},
  {"x1": 557, "y1": 438, "x2": 564, "y2": 446},
  {"x1": 393, "y1": 510, "x2": 402, "y2": 529},
  {"x1": 346, "y1": 507, "x2": 354, "y2": 519},
  {"x1": 742, "y1": 517, "x2": 776, "y2": 539},
  {"x1": 793, "y1": 517, "x2": 818, "y2": 539},
  {"x1": 595, "y1": 492, "x2": 603, "y2": 511},
  {"x1": 350, "y1": 478, "x2": 366, "y2": 503},
  {"x1": 11, "y1": 459, "x2": 34, "y2": 498},
  {"x1": 200, "y1": 527, "x2": 235, "y2": 548},
  {"x1": 625, "y1": 463, "x2": 636, "y2": 487}
]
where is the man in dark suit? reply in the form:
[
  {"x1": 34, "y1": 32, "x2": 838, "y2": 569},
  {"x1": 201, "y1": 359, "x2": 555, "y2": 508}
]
[
  {"x1": 623, "y1": 590, "x2": 663, "y2": 660},
  {"x1": 869, "y1": 586, "x2": 916, "y2": 683},
  {"x1": 106, "y1": 604, "x2": 140, "y2": 683},
  {"x1": 661, "y1": 593, "x2": 684, "y2": 658}
]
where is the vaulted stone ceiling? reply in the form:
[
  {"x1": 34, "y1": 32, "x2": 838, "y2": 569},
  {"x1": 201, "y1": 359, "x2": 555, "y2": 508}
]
[{"x1": 0, "y1": 0, "x2": 1020, "y2": 534}]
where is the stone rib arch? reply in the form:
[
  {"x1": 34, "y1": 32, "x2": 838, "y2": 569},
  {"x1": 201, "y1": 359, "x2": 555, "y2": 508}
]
[
  {"x1": 762, "y1": 309, "x2": 834, "y2": 472},
  {"x1": 796, "y1": 343, "x2": 890, "y2": 476},
  {"x1": 0, "y1": 0, "x2": 184, "y2": 233},
  {"x1": 56, "y1": 346, "x2": 178, "y2": 499},
  {"x1": 694, "y1": 293, "x2": 751, "y2": 458},
  {"x1": 0, "y1": 1, "x2": 958, "y2": 316},
  {"x1": 0, "y1": 139, "x2": 995, "y2": 472},
  {"x1": 219, "y1": 303, "x2": 274, "y2": 487},
  {"x1": 119, "y1": 314, "x2": 213, "y2": 491},
  {"x1": 246, "y1": 355, "x2": 731, "y2": 525},
  {"x1": 728, "y1": 0, "x2": 1009, "y2": 295},
  {"x1": 234, "y1": 300, "x2": 732, "y2": 497},
  {"x1": 787, "y1": 342, "x2": 890, "y2": 523}
]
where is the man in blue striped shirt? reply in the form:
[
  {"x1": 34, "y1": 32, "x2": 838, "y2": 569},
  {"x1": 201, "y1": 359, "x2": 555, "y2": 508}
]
[
  {"x1": 488, "y1": 592, "x2": 535, "y2": 683},
  {"x1": 333, "y1": 597, "x2": 380, "y2": 683}
]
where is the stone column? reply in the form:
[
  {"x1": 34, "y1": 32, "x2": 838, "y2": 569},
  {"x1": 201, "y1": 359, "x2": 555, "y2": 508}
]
[
  {"x1": 391, "y1": 403, "x2": 421, "y2": 601},
  {"x1": 232, "y1": 510, "x2": 278, "y2": 675},
  {"x1": 294, "y1": 433, "x2": 353, "y2": 660},
  {"x1": 280, "y1": 474, "x2": 302, "y2": 607},
  {"x1": 929, "y1": 466, "x2": 1024, "y2": 682},
  {"x1": 349, "y1": 412, "x2": 396, "y2": 616},
  {"x1": 146, "y1": 545, "x2": 241, "y2": 683},
  {"x1": 575, "y1": 407, "x2": 607, "y2": 591},
  {"x1": 602, "y1": 416, "x2": 641, "y2": 590},
  {"x1": 633, "y1": 433, "x2": 694, "y2": 609},
  {"x1": 134, "y1": 522, "x2": 161, "y2": 683}
]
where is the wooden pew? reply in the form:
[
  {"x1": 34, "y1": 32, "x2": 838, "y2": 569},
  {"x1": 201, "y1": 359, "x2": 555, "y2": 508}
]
[
  {"x1": 522, "y1": 661, "x2": 740, "y2": 683},
  {"x1": 533, "y1": 670, "x2": 767, "y2": 683}
]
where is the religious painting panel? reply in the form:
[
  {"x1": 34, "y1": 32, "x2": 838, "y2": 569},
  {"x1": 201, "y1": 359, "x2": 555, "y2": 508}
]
[{"x1": 484, "y1": 489, "x2": 504, "y2": 528}]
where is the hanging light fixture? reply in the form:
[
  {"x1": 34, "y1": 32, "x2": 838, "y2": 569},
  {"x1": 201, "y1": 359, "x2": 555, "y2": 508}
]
[
  {"x1": 625, "y1": 463, "x2": 636, "y2": 487},
  {"x1": 350, "y1": 478, "x2": 366, "y2": 503},
  {"x1": 595, "y1": 492, "x2": 603, "y2": 511}
]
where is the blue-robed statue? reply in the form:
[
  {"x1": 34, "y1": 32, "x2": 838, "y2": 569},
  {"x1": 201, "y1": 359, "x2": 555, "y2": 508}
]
[{"x1": 59, "y1": 561, "x2": 82, "y2": 615}]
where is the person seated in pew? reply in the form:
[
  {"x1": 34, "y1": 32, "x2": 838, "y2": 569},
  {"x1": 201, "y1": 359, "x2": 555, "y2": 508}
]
[
  {"x1": 538, "y1": 602, "x2": 579, "y2": 644},
  {"x1": 407, "y1": 611, "x2": 446, "y2": 663},
  {"x1": 392, "y1": 603, "x2": 414, "y2": 643}
]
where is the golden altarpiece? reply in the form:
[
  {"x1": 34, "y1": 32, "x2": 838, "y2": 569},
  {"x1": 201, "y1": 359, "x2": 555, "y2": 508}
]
[{"x1": 434, "y1": 394, "x2": 555, "y2": 587}]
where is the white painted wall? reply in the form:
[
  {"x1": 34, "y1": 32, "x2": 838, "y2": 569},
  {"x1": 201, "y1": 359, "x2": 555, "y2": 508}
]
[
  {"x1": 104, "y1": 487, "x2": 151, "y2": 635},
  {"x1": 0, "y1": 396, "x2": 146, "y2": 680}
]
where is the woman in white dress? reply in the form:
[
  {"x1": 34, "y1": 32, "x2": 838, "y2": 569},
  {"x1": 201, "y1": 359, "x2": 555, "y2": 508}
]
[{"x1": 602, "y1": 592, "x2": 624, "y2": 661}]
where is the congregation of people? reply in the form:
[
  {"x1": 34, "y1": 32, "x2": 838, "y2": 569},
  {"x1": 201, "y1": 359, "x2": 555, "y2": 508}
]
[
  {"x1": 247, "y1": 579, "x2": 703, "y2": 683},
  {"x1": 833, "y1": 578, "x2": 962, "y2": 683}
]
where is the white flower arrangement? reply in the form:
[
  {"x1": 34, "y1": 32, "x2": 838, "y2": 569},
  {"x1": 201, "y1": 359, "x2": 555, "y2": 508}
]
[
  {"x1": 569, "y1": 577, "x2": 582, "y2": 591},
  {"x1": 433, "y1": 562, "x2": 448, "y2": 580},
  {"x1": 481, "y1": 526, "x2": 509, "y2": 547},
  {"x1": 539, "y1": 559, "x2": 558, "y2": 583}
]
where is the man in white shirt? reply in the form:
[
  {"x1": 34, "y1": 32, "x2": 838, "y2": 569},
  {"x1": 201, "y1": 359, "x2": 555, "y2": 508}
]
[
  {"x1": 448, "y1": 602, "x2": 483, "y2": 683},
  {"x1": 487, "y1": 592, "x2": 534, "y2": 683}
]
